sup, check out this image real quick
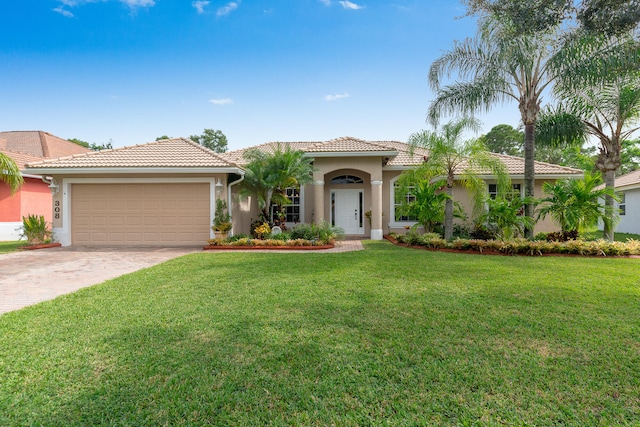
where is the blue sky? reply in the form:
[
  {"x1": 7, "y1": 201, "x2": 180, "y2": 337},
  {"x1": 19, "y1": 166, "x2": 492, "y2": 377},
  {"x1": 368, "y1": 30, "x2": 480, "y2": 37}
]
[{"x1": 1, "y1": 0, "x2": 520, "y2": 150}]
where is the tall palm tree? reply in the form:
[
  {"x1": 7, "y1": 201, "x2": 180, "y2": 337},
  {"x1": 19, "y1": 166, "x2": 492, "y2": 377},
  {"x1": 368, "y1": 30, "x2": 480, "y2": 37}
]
[
  {"x1": 0, "y1": 153, "x2": 23, "y2": 194},
  {"x1": 408, "y1": 117, "x2": 510, "y2": 240},
  {"x1": 536, "y1": 74, "x2": 640, "y2": 240},
  {"x1": 427, "y1": 18, "x2": 634, "y2": 237},
  {"x1": 239, "y1": 144, "x2": 314, "y2": 223}
]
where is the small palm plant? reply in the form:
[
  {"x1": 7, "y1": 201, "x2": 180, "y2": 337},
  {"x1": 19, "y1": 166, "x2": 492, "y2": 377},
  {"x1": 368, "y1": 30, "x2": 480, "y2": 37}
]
[
  {"x1": 536, "y1": 172, "x2": 617, "y2": 235},
  {"x1": 478, "y1": 195, "x2": 535, "y2": 240},
  {"x1": 20, "y1": 214, "x2": 53, "y2": 245},
  {"x1": 212, "y1": 199, "x2": 232, "y2": 237}
]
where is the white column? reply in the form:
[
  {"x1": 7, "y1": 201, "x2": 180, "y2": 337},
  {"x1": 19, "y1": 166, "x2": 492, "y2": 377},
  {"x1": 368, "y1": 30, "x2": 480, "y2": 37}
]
[
  {"x1": 370, "y1": 180, "x2": 383, "y2": 240},
  {"x1": 313, "y1": 180, "x2": 325, "y2": 224}
]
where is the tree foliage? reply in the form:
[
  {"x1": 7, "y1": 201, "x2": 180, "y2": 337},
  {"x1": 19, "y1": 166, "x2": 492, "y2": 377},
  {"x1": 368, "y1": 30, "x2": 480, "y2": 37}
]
[
  {"x1": 478, "y1": 195, "x2": 535, "y2": 240},
  {"x1": 239, "y1": 144, "x2": 314, "y2": 223},
  {"x1": 463, "y1": 0, "x2": 640, "y2": 36},
  {"x1": 190, "y1": 129, "x2": 228, "y2": 153},
  {"x1": 408, "y1": 118, "x2": 510, "y2": 240},
  {"x1": 536, "y1": 172, "x2": 616, "y2": 233},
  {"x1": 69, "y1": 138, "x2": 113, "y2": 151},
  {"x1": 0, "y1": 153, "x2": 24, "y2": 194},
  {"x1": 478, "y1": 124, "x2": 524, "y2": 156}
]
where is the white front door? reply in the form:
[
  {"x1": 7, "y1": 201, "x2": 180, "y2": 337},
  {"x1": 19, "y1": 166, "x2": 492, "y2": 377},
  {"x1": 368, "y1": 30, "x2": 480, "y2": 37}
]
[{"x1": 332, "y1": 189, "x2": 364, "y2": 235}]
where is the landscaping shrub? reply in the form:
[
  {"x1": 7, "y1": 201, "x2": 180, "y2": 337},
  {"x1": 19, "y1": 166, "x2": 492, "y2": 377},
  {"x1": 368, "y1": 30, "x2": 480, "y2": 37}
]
[
  {"x1": 470, "y1": 225, "x2": 497, "y2": 240},
  {"x1": 546, "y1": 230, "x2": 579, "y2": 242},
  {"x1": 19, "y1": 214, "x2": 53, "y2": 245}
]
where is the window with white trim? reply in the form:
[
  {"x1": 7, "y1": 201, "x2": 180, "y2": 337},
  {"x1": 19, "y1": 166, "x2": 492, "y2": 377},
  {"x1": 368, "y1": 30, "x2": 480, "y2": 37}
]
[
  {"x1": 271, "y1": 187, "x2": 302, "y2": 223},
  {"x1": 488, "y1": 183, "x2": 522, "y2": 199},
  {"x1": 618, "y1": 192, "x2": 626, "y2": 216},
  {"x1": 393, "y1": 182, "x2": 418, "y2": 222}
]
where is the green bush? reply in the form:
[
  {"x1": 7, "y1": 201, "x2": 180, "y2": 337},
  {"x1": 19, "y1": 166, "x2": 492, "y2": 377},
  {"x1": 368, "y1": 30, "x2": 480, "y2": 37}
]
[{"x1": 20, "y1": 214, "x2": 53, "y2": 245}]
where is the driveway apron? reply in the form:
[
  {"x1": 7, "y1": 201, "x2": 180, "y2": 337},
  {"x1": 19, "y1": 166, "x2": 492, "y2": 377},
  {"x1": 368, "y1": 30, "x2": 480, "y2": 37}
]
[{"x1": 0, "y1": 246, "x2": 201, "y2": 315}]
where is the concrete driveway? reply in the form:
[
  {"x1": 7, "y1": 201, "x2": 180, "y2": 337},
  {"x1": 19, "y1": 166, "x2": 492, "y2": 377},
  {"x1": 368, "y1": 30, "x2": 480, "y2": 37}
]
[{"x1": 0, "y1": 246, "x2": 201, "y2": 315}]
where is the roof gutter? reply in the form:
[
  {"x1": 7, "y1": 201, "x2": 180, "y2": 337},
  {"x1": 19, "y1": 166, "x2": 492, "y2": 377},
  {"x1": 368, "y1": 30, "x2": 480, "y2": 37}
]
[{"x1": 227, "y1": 171, "x2": 245, "y2": 226}]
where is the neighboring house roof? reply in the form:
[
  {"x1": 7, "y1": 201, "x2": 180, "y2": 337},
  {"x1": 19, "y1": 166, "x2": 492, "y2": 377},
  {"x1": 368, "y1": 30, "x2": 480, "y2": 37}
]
[
  {"x1": 25, "y1": 138, "x2": 241, "y2": 173},
  {"x1": 0, "y1": 131, "x2": 91, "y2": 159},
  {"x1": 223, "y1": 137, "x2": 584, "y2": 177},
  {"x1": 0, "y1": 149, "x2": 44, "y2": 170},
  {"x1": 612, "y1": 169, "x2": 640, "y2": 191}
]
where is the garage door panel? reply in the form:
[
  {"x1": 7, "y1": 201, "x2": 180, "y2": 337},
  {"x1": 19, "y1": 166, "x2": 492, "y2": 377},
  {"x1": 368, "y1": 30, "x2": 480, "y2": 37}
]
[{"x1": 72, "y1": 183, "x2": 211, "y2": 246}]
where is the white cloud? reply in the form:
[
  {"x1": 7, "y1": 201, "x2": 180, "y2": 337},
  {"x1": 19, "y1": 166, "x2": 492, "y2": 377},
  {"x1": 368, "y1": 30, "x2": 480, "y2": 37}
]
[
  {"x1": 53, "y1": 6, "x2": 74, "y2": 17},
  {"x1": 339, "y1": 1, "x2": 364, "y2": 10},
  {"x1": 120, "y1": 0, "x2": 155, "y2": 8},
  {"x1": 324, "y1": 93, "x2": 351, "y2": 101},
  {"x1": 209, "y1": 98, "x2": 234, "y2": 105},
  {"x1": 192, "y1": 0, "x2": 209, "y2": 14},
  {"x1": 217, "y1": 1, "x2": 240, "y2": 17}
]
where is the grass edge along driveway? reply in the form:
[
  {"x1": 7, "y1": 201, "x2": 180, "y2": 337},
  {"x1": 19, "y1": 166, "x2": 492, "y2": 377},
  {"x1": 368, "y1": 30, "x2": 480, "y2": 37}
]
[{"x1": 1, "y1": 241, "x2": 638, "y2": 426}]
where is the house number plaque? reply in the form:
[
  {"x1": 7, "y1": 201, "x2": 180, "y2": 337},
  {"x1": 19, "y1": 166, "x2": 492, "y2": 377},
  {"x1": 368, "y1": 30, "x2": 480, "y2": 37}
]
[{"x1": 54, "y1": 200, "x2": 61, "y2": 219}]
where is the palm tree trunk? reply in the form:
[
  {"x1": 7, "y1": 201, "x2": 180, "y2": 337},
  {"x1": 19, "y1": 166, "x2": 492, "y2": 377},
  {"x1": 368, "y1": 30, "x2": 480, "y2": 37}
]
[
  {"x1": 523, "y1": 123, "x2": 535, "y2": 239},
  {"x1": 444, "y1": 186, "x2": 454, "y2": 240},
  {"x1": 603, "y1": 169, "x2": 616, "y2": 241}
]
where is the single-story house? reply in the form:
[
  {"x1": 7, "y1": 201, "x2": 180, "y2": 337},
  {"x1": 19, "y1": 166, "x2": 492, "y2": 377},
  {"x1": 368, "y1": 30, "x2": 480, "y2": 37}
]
[
  {"x1": 0, "y1": 131, "x2": 92, "y2": 240},
  {"x1": 25, "y1": 136, "x2": 583, "y2": 246},
  {"x1": 611, "y1": 169, "x2": 640, "y2": 235}
]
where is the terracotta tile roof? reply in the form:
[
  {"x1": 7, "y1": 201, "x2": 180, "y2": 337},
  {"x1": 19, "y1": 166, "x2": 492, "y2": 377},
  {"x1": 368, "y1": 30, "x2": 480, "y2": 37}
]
[
  {"x1": 304, "y1": 136, "x2": 397, "y2": 153},
  {"x1": 25, "y1": 138, "x2": 238, "y2": 169},
  {"x1": 459, "y1": 153, "x2": 584, "y2": 176},
  {"x1": 613, "y1": 169, "x2": 640, "y2": 189},
  {"x1": 224, "y1": 137, "x2": 581, "y2": 176},
  {"x1": 0, "y1": 149, "x2": 44, "y2": 170},
  {"x1": 0, "y1": 131, "x2": 91, "y2": 158},
  {"x1": 222, "y1": 142, "x2": 317, "y2": 165}
]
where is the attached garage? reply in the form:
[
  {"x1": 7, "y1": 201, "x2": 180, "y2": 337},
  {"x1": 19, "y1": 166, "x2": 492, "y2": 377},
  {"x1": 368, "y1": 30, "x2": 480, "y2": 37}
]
[
  {"x1": 72, "y1": 183, "x2": 211, "y2": 245},
  {"x1": 23, "y1": 138, "x2": 243, "y2": 247}
]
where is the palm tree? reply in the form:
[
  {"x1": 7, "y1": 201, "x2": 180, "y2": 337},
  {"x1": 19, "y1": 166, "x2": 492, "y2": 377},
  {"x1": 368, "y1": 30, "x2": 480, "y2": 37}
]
[
  {"x1": 395, "y1": 171, "x2": 452, "y2": 234},
  {"x1": 0, "y1": 153, "x2": 23, "y2": 194},
  {"x1": 239, "y1": 144, "x2": 314, "y2": 223},
  {"x1": 536, "y1": 74, "x2": 640, "y2": 240},
  {"x1": 426, "y1": 18, "x2": 634, "y2": 237},
  {"x1": 536, "y1": 172, "x2": 616, "y2": 234},
  {"x1": 408, "y1": 117, "x2": 510, "y2": 240},
  {"x1": 478, "y1": 195, "x2": 535, "y2": 240}
]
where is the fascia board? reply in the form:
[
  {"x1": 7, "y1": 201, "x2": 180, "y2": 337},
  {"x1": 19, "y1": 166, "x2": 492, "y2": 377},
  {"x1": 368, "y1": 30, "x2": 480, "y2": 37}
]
[{"x1": 23, "y1": 167, "x2": 243, "y2": 175}]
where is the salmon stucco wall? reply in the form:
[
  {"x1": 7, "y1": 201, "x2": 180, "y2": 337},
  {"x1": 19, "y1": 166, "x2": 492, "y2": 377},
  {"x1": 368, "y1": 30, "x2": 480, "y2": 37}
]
[
  {"x1": 0, "y1": 183, "x2": 21, "y2": 221},
  {"x1": 20, "y1": 178, "x2": 53, "y2": 223}
]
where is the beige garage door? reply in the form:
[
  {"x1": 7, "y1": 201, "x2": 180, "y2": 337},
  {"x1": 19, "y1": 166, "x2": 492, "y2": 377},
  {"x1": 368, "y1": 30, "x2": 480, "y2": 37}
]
[{"x1": 72, "y1": 183, "x2": 210, "y2": 246}]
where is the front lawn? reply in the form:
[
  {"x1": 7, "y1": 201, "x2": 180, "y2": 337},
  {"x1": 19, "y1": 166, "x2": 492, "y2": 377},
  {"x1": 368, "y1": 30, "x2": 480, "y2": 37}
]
[
  {"x1": 1, "y1": 241, "x2": 638, "y2": 425},
  {"x1": 585, "y1": 230, "x2": 640, "y2": 242}
]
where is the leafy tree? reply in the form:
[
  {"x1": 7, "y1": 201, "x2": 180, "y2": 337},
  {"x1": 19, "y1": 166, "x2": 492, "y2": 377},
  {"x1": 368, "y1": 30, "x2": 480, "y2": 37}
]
[
  {"x1": 155, "y1": 135, "x2": 170, "y2": 141},
  {"x1": 536, "y1": 172, "x2": 616, "y2": 234},
  {"x1": 69, "y1": 138, "x2": 112, "y2": 151},
  {"x1": 535, "y1": 143, "x2": 597, "y2": 171},
  {"x1": 0, "y1": 153, "x2": 23, "y2": 194},
  {"x1": 619, "y1": 139, "x2": 640, "y2": 175},
  {"x1": 239, "y1": 144, "x2": 314, "y2": 223},
  {"x1": 408, "y1": 118, "x2": 510, "y2": 240},
  {"x1": 463, "y1": 0, "x2": 640, "y2": 37},
  {"x1": 190, "y1": 129, "x2": 228, "y2": 153},
  {"x1": 478, "y1": 124, "x2": 524, "y2": 156}
]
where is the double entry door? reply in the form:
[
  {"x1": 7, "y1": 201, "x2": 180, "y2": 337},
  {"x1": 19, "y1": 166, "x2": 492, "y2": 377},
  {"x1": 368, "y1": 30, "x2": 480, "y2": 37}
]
[{"x1": 331, "y1": 189, "x2": 364, "y2": 235}]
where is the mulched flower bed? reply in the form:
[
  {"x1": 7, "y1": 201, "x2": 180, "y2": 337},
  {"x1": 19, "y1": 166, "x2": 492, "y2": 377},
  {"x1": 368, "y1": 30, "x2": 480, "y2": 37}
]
[
  {"x1": 19, "y1": 243, "x2": 62, "y2": 250},
  {"x1": 204, "y1": 244, "x2": 334, "y2": 251}
]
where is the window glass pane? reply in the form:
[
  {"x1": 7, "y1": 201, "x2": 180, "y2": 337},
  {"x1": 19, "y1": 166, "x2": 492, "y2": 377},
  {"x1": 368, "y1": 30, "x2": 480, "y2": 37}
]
[
  {"x1": 330, "y1": 175, "x2": 364, "y2": 184},
  {"x1": 394, "y1": 182, "x2": 417, "y2": 221}
]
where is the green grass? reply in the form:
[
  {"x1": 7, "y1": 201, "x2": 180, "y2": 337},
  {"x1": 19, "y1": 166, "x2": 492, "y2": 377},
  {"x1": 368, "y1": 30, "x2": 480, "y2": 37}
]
[
  {"x1": 584, "y1": 230, "x2": 640, "y2": 242},
  {"x1": 1, "y1": 241, "x2": 639, "y2": 426},
  {"x1": 0, "y1": 240, "x2": 27, "y2": 253}
]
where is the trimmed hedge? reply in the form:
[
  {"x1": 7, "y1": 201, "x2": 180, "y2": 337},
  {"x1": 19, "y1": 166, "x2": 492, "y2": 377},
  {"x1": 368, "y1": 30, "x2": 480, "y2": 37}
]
[{"x1": 389, "y1": 233, "x2": 640, "y2": 257}]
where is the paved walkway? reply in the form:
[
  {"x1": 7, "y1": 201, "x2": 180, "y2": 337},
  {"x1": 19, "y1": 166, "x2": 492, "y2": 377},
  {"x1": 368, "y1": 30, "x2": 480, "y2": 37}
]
[{"x1": 0, "y1": 240, "x2": 364, "y2": 315}]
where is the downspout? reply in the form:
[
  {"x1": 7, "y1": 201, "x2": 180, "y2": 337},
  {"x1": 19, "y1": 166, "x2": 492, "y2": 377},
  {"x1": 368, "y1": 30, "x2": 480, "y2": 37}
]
[{"x1": 227, "y1": 170, "x2": 245, "y2": 236}]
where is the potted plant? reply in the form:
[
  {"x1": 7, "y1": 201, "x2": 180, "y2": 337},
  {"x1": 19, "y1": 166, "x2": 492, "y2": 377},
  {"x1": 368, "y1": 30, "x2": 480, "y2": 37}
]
[{"x1": 212, "y1": 198, "x2": 232, "y2": 239}]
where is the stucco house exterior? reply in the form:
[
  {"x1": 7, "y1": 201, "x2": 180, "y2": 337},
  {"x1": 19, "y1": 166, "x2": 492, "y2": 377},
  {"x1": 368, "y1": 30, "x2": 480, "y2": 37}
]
[
  {"x1": 0, "y1": 131, "x2": 92, "y2": 240},
  {"x1": 25, "y1": 136, "x2": 583, "y2": 247},
  {"x1": 611, "y1": 169, "x2": 640, "y2": 235},
  {"x1": 223, "y1": 137, "x2": 584, "y2": 239}
]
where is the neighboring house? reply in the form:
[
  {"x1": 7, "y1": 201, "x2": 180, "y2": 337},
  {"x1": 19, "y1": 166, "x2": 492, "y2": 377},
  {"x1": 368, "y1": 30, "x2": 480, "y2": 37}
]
[
  {"x1": 25, "y1": 136, "x2": 583, "y2": 247},
  {"x1": 612, "y1": 169, "x2": 640, "y2": 235},
  {"x1": 223, "y1": 137, "x2": 584, "y2": 239},
  {"x1": 0, "y1": 131, "x2": 92, "y2": 240}
]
